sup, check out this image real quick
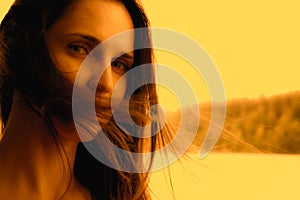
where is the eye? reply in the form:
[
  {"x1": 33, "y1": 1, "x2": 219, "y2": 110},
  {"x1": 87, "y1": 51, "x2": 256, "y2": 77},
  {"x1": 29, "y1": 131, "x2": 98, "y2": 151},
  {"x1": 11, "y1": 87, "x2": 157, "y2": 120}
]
[
  {"x1": 111, "y1": 60, "x2": 129, "y2": 75},
  {"x1": 68, "y1": 43, "x2": 89, "y2": 57}
]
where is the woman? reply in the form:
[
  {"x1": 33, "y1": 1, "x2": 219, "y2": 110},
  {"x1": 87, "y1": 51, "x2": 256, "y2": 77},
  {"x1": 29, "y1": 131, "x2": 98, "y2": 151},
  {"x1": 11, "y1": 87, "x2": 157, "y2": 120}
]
[{"x1": 0, "y1": 0, "x2": 165, "y2": 199}]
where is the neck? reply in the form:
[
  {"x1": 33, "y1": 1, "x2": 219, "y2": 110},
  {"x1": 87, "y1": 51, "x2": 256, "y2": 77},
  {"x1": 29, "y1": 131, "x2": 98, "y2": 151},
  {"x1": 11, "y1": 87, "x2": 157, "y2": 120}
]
[{"x1": 0, "y1": 95, "x2": 90, "y2": 199}]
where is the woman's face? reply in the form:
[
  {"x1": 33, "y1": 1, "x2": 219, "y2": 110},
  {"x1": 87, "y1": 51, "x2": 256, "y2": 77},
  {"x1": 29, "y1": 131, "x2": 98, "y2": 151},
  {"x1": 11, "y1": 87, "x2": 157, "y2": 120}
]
[{"x1": 46, "y1": 0, "x2": 134, "y2": 104}]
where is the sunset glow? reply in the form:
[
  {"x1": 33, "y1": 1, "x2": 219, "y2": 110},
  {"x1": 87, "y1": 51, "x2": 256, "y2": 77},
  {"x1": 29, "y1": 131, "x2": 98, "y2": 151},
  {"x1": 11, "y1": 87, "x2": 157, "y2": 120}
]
[{"x1": 1, "y1": 1, "x2": 299, "y2": 200}]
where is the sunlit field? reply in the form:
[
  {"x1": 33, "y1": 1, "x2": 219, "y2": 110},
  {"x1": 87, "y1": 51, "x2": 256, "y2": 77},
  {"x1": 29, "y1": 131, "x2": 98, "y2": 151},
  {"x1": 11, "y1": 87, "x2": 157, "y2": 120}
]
[
  {"x1": 150, "y1": 153, "x2": 300, "y2": 200},
  {"x1": 149, "y1": 91, "x2": 300, "y2": 200}
]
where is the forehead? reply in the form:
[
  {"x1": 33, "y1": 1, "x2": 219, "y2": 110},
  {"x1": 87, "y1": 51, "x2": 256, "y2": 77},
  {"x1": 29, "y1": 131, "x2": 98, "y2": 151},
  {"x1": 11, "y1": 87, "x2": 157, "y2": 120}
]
[{"x1": 49, "y1": 0, "x2": 134, "y2": 45}]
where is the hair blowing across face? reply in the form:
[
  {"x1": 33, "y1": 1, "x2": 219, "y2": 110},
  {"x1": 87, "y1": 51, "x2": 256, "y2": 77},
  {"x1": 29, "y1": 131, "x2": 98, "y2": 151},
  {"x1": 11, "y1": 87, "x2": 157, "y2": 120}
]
[{"x1": 0, "y1": 0, "x2": 158, "y2": 199}]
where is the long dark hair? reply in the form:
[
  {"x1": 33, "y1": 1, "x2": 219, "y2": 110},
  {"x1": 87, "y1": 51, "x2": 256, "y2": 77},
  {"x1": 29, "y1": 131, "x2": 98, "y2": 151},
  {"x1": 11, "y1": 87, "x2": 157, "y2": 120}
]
[{"x1": 0, "y1": 0, "x2": 159, "y2": 199}]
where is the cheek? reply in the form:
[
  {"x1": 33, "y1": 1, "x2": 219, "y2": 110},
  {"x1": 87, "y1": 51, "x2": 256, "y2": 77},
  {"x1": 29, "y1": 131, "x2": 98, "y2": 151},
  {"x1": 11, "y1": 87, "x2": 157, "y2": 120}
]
[
  {"x1": 113, "y1": 78, "x2": 127, "y2": 100},
  {"x1": 111, "y1": 77, "x2": 127, "y2": 112},
  {"x1": 48, "y1": 51, "x2": 81, "y2": 83},
  {"x1": 46, "y1": 44, "x2": 81, "y2": 83},
  {"x1": 55, "y1": 58, "x2": 81, "y2": 79}
]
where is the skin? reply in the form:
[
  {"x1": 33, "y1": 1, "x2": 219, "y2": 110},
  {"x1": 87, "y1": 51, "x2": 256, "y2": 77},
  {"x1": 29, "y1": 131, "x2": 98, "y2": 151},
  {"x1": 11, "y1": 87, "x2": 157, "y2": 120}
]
[{"x1": 0, "y1": 0, "x2": 134, "y2": 199}]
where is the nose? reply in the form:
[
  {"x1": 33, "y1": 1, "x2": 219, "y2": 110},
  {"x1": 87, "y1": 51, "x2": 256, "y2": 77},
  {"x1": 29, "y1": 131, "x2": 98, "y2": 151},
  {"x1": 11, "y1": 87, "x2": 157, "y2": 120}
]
[{"x1": 98, "y1": 67, "x2": 114, "y2": 93}]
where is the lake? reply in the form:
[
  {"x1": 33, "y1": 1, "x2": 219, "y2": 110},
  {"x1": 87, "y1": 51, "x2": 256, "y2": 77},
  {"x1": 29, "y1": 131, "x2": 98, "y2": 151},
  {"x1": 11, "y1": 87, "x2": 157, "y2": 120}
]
[{"x1": 149, "y1": 153, "x2": 300, "y2": 200}]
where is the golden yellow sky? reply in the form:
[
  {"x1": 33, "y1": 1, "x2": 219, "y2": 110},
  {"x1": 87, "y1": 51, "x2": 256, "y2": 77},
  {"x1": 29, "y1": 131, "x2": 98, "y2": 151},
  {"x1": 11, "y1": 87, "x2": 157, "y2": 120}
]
[
  {"x1": 1, "y1": 0, "x2": 299, "y2": 104},
  {"x1": 142, "y1": 0, "x2": 300, "y2": 100}
]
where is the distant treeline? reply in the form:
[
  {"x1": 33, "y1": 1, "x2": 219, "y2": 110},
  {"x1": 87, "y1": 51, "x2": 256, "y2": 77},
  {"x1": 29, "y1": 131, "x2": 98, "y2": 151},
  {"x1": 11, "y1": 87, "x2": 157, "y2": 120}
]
[{"x1": 192, "y1": 91, "x2": 300, "y2": 154}]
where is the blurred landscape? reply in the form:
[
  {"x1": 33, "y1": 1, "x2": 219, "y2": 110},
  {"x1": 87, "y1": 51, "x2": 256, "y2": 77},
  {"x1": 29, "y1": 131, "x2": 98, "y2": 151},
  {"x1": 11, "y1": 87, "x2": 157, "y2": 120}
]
[
  {"x1": 1, "y1": 91, "x2": 299, "y2": 154},
  {"x1": 193, "y1": 91, "x2": 300, "y2": 154}
]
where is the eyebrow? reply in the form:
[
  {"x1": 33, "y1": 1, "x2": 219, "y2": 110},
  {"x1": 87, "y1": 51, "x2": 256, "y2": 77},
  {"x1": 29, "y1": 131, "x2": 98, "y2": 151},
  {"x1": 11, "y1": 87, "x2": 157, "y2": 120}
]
[
  {"x1": 121, "y1": 52, "x2": 134, "y2": 60},
  {"x1": 67, "y1": 33, "x2": 101, "y2": 45},
  {"x1": 67, "y1": 33, "x2": 134, "y2": 59}
]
